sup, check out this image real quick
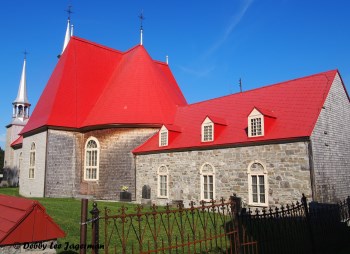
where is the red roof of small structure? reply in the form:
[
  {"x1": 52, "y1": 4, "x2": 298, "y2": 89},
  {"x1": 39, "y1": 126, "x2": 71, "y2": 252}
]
[
  {"x1": 0, "y1": 195, "x2": 65, "y2": 246},
  {"x1": 10, "y1": 136, "x2": 23, "y2": 147},
  {"x1": 21, "y1": 37, "x2": 187, "y2": 134},
  {"x1": 134, "y1": 70, "x2": 341, "y2": 154}
]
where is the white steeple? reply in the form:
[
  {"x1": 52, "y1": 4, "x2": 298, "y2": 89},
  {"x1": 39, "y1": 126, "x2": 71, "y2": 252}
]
[
  {"x1": 61, "y1": 5, "x2": 73, "y2": 54},
  {"x1": 13, "y1": 54, "x2": 31, "y2": 120},
  {"x1": 62, "y1": 18, "x2": 71, "y2": 53}
]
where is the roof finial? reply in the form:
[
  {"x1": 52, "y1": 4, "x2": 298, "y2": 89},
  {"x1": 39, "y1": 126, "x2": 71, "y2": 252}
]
[
  {"x1": 61, "y1": 5, "x2": 74, "y2": 54},
  {"x1": 66, "y1": 4, "x2": 73, "y2": 21},
  {"x1": 23, "y1": 49, "x2": 28, "y2": 60},
  {"x1": 139, "y1": 10, "x2": 145, "y2": 45},
  {"x1": 166, "y1": 55, "x2": 169, "y2": 65},
  {"x1": 239, "y1": 78, "x2": 243, "y2": 93}
]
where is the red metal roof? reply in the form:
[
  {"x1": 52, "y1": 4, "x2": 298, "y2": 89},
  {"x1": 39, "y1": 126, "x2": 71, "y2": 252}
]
[
  {"x1": 10, "y1": 136, "x2": 23, "y2": 147},
  {"x1": 0, "y1": 195, "x2": 65, "y2": 245},
  {"x1": 21, "y1": 37, "x2": 187, "y2": 134},
  {"x1": 134, "y1": 70, "x2": 341, "y2": 154}
]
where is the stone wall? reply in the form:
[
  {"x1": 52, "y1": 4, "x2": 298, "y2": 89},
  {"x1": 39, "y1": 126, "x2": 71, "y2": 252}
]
[
  {"x1": 45, "y1": 127, "x2": 158, "y2": 199},
  {"x1": 4, "y1": 126, "x2": 13, "y2": 168},
  {"x1": 136, "y1": 141, "x2": 312, "y2": 207},
  {"x1": 45, "y1": 130, "x2": 82, "y2": 197},
  {"x1": 4, "y1": 124, "x2": 25, "y2": 168},
  {"x1": 80, "y1": 128, "x2": 158, "y2": 200},
  {"x1": 19, "y1": 131, "x2": 47, "y2": 197},
  {"x1": 311, "y1": 73, "x2": 350, "y2": 202}
]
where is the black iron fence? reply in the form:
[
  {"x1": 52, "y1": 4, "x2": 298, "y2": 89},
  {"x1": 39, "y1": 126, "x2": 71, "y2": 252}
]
[
  {"x1": 80, "y1": 197, "x2": 257, "y2": 254},
  {"x1": 236, "y1": 194, "x2": 350, "y2": 254},
  {"x1": 80, "y1": 194, "x2": 350, "y2": 254}
]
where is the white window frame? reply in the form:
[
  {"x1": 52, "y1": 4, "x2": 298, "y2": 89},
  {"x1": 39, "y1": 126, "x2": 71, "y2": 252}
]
[
  {"x1": 201, "y1": 117, "x2": 214, "y2": 142},
  {"x1": 200, "y1": 163, "x2": 215, "y2": 201},
  {"x1": 157, "y1": 165, "x2": 169, "y2": 198},
  {"x1": 247, "y1": 160, "x2": 268, "y2": 206},
  {"x1": 248, "y1": 109, "x2": 264, "y2": 137},
  {"x1": 159, "y1": 125, "x2": 169, "y2": 147},
  {"x1": 84, "y1": 137, "x2": 100, "y2": 181},
  {"x1": 29, "y1": 142, "x2": 35, "y2": 179}
]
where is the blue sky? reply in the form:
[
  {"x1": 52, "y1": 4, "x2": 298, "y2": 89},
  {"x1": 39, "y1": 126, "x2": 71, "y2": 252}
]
[{"x1": 1, "y1": 0, "x2": 350, "y2": 149}]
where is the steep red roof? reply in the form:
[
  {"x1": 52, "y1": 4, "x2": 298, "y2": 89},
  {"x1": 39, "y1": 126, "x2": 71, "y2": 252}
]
[
  {"x1": 0, "y1": 195, "x2": 65, "y2": 245},
  {"x1": 21, "y1": 37, "x2": 187, "y2": 134},
  {"x1": 134, "y1": 70, "x2": 340, "y2": 153}
]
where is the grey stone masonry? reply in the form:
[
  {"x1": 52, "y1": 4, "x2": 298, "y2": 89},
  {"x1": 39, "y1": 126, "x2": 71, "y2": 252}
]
[
  {"x1": 136, "y1": 141, "x2": 312, "y2": 207},
  {"x1": 311, "y1": 73, "x2": 350, "y2": 203},
  {"x1": 45, "y1": 127, "x2": 158, "y2": 200},
  {"x1": 45, "y1": 130, "x2": 82, "y2": 197}
]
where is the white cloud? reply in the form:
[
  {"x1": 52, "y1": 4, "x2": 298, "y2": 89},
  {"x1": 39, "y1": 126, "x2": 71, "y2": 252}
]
[
  {"x1": 205, "y1": 0, "x2": 254, "y2": 57},
  {"x1": 178, "y1": 65, "x2": 216, "y2": 78}
]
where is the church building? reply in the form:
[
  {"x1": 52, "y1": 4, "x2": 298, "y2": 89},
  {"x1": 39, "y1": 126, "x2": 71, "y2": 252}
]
[{"x1": 3, "y1": 17, "x2": 350, "y2": 207}]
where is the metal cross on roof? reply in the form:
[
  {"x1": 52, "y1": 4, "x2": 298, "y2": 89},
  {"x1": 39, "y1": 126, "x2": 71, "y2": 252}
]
[
  {"x1": 139, "y1": 10, "x2": 145, "y2": 30},
  {"x1": 65, "y1": 5, "x2": 73, "y2": 20},
  {"x1": 23, "y1": 49, "x2": 29, "y2": 60}
]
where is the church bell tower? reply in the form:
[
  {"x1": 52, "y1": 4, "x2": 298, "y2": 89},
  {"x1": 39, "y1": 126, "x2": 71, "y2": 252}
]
[{"x1": 3, "y1": 54, "x2": 30, "y2": 171}]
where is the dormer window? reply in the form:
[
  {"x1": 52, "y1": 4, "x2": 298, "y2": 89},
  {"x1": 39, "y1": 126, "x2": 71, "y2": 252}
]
[
  {"x1": 248, "y1": 108, "x2": 265, "y2": 137},
  {"x1": 202, "y1": 117, "x2": 214, "y2": 142},
  {"x1": 159, "y1": 126, "x2": 169, "y2": 147},
  {"x1": 250, "y1": 117, "x2": 262, "y2": 136}
]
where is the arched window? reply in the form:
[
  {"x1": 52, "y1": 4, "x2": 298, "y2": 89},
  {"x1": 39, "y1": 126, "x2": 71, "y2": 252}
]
[
  {"x1": 200, "y1": 163, "x2": 215, "y2": 201},
  {"x1": 157, "y1": 165, "x2": 168, "y2": 198},
  {"x1": 29, "y1": 143, "x2": 35, "y2": 179},
  {"x1": 247, "y1": 161, "x2": 268, "y2": 206},
  {"x1": 84, "y1": 137, "x2": 100, "y2": 181}
]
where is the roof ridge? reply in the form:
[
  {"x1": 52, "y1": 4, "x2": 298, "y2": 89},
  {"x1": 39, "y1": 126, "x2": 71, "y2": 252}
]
[
  {"x1": 71, "y1": 36, "x2": 123, "y2": 55},
  {"x1": 184, "y1": 69, "x2": 338, "y2": 107}
]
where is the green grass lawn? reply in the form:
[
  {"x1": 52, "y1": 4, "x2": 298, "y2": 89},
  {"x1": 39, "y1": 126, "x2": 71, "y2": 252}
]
[
  {"x1": 0, "y1": 188, "x2": 232, "y2": 254},
  {"x1": 0, "y1": 188, "x2": 145, "y2": 253}
]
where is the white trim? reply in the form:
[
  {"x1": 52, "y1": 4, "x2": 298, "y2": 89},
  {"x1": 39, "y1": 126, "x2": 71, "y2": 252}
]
[
  {"x1": 201, "y1": 117, "x2": 214, "y2": 142},
  {"x1": 84, "y1": 137, "x2": 100, "y2": 181},
  {"x1": 247, "y1": 160, "x2": 268, "y2": 206},
  {"x1": 200, "y1": 163, "x2": 215, "y2": 201},
  {"x1": 157, "y1": 165, "x2": 169, "y2": 198},
  {"x1": 159, "y1": 125, "x2": 169, "y2": 147},
  {"x1": 248, "y1": 109, "x2": 264, "y2": 137}
]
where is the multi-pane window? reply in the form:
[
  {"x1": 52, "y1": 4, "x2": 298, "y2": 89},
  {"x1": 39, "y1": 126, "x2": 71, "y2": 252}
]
[
  {"x1": 248, "y1": 162, "x2": 268, "y2": 206},
  {"x1": 203, "y1": 124, "x2": 213, "y2": 141},
  {"x1": 84, "y1": 138, "x2": 100, "y2": 181},
  {"x1": 251, "y1": 175, "x2": 265, "y2": 203},
  {"x1": 250, "y1": 117, "x2": 262, "y2": 136},
  {"x1": 203, "y1": 175, "x2": 214, "y2": 200},
  {"x1": 29, "y1": 143, "x2": 35, "y2": 179},
  {"x1": 160, "y1": 131, "x2": 168, "y2": 147},
  {"x1": 200, "y1": 163, "x2": 215, "y2": 201},
  {"x1": 158, "y1": 166, "x2": 168, "y2": 198}
]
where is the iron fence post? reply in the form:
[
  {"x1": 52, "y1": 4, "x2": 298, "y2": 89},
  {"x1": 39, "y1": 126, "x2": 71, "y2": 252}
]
[
  {"x1": 230, "y1": 194, "x2": 242, "y2": 254},
  {"x1": 90, "y1": 202, "x2": 100, "y2": 254},
  {"x1": 301, "y1": 193, "x2": 315, "y2": 254},
  {"x1": 80, "y1": 199, "x2": 88, "y2": 254},
  {"x1": 347, "y1": 196, "x2": 350, "y2": 219}
]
